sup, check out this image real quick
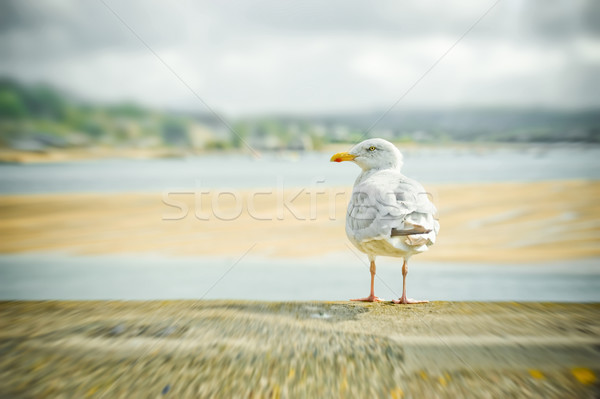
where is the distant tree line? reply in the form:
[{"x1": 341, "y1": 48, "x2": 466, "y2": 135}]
[{"x1": 1, "y1": 77, "x2": 599, "y2": 152}]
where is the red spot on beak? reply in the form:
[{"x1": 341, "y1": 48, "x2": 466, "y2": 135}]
[{"x1": 330, "y1": 152, "x2": 355, "y2": 162}]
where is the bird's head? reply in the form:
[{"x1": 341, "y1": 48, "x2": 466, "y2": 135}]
[{"x1": 330, "y1": 138, "x2": 403, "y2": 171}]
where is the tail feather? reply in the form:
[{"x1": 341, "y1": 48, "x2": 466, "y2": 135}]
[{"x1": 390, "y1": 225, "x2": 432, "y2": 236}]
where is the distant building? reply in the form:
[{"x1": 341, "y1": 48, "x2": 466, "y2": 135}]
[
  {"x1": 287, "y1": 134, "x2": 314, "y2": 151},
  {"x1": 188, "y1": 123, "x2": 216, "y2": 149}
]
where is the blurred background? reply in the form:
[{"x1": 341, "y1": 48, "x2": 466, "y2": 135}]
[
  {"x1": 1, "y1": 0, "x2": 599, "y2": 153},
  {"x1": 0, "y1": 0, "x2": 599, "y2": 301}
]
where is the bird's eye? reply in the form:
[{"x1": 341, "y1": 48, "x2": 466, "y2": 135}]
[{"x1": 368, "y1": 146, "x2": 376, "y2": 151}]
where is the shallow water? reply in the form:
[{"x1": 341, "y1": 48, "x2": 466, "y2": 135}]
[
  {"x1": 0, "y1": 253, "x2": 598, "y2": 302},
  {"x1": 1, "y1": 145, "x2": 599, "y2": 194}
]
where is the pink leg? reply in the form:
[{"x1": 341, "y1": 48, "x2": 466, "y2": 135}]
[
  {"x1": 392, "y1": 259, "x2": 428, "y2": 304},
  {"x1": 351, "y1": 260, "x2": 384, "y2": 302}
]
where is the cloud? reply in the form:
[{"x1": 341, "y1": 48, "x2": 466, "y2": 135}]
[{"x1": 0, "y1": 0, "x2": 599, "y2": 114}]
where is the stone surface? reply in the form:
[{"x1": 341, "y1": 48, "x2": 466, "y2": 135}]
[{"x1": 0, "y1": 301, "x2": 598, "y2": 398}]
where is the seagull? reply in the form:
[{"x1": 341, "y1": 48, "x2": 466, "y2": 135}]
[{"x1": 331, "y1": 138, "x2": 439, "y2": 304}]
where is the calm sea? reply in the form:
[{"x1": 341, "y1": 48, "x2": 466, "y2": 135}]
[
  {"x1": 0, "y1": 145, "x2": 599, "y2": 194},
  {"x1": 0, "y1": 253, "x2": 598, "y2": 302}
]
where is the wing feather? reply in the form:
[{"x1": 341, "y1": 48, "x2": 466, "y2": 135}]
[{"x1": 346, "y1": 170, "x2": 439, "y2": 249}]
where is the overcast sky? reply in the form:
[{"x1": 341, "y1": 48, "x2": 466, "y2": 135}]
[{"x1": 1, "y1": 0, "x2": 599, "y2": 116}]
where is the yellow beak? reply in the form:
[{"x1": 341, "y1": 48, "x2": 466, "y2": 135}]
[{"x1": 330, "y1": 152, "x2": 356, "y2": 163}]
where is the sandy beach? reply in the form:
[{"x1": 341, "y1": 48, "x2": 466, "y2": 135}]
[
  {"x1": 0, "y1": 147, "x2": 194, "y2": 164},
  {"x1": 0, "y1": 180, "x2": 598, "y2": 262}
]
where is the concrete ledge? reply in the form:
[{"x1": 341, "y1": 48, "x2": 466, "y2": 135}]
[{"x1": 0, "y1": 301, "x2": 598, "y2": 398}]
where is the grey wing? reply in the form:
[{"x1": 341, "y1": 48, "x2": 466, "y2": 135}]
[
  {"x1": 391, "y1": 179, "x2": 438, "y2": 232},
  {"x1": 346, "y1": 177, "x2": 438, "y2": 245}
]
